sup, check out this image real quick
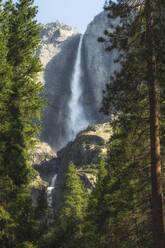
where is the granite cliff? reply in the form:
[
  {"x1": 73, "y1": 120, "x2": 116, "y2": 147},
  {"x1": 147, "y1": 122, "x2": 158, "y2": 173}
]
[
  {"x1": 82, "y1": 11, "x2": 119, "y2": 110},
  {"x1": 38, "y1": 12, "x2": 118, "y2": 151}
]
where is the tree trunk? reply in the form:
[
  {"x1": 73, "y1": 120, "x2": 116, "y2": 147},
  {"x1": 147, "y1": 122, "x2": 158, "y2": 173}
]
[{"x1": 145, "y1": 0, "x2": 164, "y2": 247}]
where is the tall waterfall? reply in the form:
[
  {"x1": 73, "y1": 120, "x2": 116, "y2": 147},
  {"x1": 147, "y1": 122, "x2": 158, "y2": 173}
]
[{"x1": 67, "y1": 35, "x2": 89, "y2": 141}]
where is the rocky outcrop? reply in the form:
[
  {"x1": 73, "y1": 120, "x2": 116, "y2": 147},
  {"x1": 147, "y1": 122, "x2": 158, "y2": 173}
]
[
  {"x1": 53, "y1": 122, "x2": 112, "y2": 209},
  {"x1": 30, "y1": 142, "x2": 57, "y2": 206},
  {"x1": 57, "y1": 122, "x2": 111, "y2": 168},
  {"x1": 31, "y1": 141, "x2": 56, "y2": 165},
  {"x1": 31, "y1": 142, "x2": 58, "y2": 183}
]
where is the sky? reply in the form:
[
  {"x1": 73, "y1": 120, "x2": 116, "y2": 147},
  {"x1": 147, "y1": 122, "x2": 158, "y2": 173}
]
[{"x1": 34, "y1": 0, "x2": 105, "y2": 32}]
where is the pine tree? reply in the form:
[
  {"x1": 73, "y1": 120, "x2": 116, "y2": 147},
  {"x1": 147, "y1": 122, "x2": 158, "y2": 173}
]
[
  {"x1": 53, "y1": 162, "x2": 88, "y2": 248},
  {"x1": 84, "y1": 130, "x2": 152, "y2": 247},
  {"x1": 84, "y1": 159, "x2": 108, "y2": 248},
  {"x1": 0, "y1": 0, "x2": 45, "y2": 246},
  {"x1": 105, "y1": 123, "x2": 152, "y2": 248},
  {"x1": 0, "y1": 3, "x2": 16, "y2": 246},
  {"x1": 99, "y1": 1, "x2": 165, "y2": 246},
  {"x1": 145, "y1": 1, "x2": 164, "y2": 246},
  {"x1": 2, "y1": 0, "x2": 45, "y2": 186}
]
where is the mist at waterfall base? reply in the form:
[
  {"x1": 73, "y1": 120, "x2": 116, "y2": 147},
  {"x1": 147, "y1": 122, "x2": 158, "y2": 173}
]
[{"x1": 67, "y1": 35, "x2": 90, "y2": 141}]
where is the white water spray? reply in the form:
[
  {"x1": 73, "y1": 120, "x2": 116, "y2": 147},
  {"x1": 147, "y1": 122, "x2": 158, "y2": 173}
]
[
  {"x1": 47, "y1": 174, "x2": 57, "y2": 208},
  {"x1": 67, "y1": 35, "x2": 89, "y2": 140}
]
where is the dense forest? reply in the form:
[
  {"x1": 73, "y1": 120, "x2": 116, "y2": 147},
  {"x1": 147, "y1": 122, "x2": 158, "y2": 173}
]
[{"x1": 0, "y1": 0, "x2": 165, "y2": 248}]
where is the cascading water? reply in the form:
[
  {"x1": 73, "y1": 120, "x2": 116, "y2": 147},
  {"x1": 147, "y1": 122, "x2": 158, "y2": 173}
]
[
  {"x1": 47, "y1": 174, "x2": 57, "y2": 208},
  {"x1": 46, "y1": 35, "x2": 90, "y2": 207},
  {"x1": 67, "y1": 34, "x2": 90, "y2": 141}
]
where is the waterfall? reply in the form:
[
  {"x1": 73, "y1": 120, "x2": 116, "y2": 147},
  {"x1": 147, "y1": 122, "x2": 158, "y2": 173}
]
[
  {"x1": 47, "y1": 174, "x2": 57, "y2": 208},
  {"x1": 67, "y1": 35, "x2": 90, "y2": 141},
  {"x1": 46, "y1": 36, "x2": 89, "y2": 208}
]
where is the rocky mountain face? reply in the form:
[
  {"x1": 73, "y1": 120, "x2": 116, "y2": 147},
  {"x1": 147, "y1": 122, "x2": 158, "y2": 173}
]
[
  {"x1": 31, "y1": 123, "x2": 112, "y2": 209},
  {"x1": 38, "y1": 12, "x2": 118, "y2": 151},
  {"x1": 53, "y1": 122, "x2": 112, "y2": 210}
]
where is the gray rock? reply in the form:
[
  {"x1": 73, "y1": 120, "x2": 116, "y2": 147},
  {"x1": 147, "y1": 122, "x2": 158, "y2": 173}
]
[
  {"x1": 31, "y1": 141, "x2": 58, "y2": 183},
  {"x1": 30, "y1": 142, "x2": 57, "y2": 206},
  {"x1": 31, "y1": 141, "x2": 56, "y2": 165},
  {"x1": 53, "y1": 122, "x2": 112, "y2": 210},
  {"x1": 82, "y1": 11, "x2": 119, "y2": 111}
]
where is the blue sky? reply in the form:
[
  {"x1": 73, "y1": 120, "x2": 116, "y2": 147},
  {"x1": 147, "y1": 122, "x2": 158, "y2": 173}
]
[{"x1": 34, "y1": 0, "x2": 105, "y2": 32}]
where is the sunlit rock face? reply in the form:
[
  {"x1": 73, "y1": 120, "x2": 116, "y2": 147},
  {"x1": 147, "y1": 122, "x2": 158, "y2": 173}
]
[
  {"x1": 38, "y1": 13, "x2": 119, "y2": 151},
  {"x1": 82, "y1": 11, "x2": 119, "y2": 112}
]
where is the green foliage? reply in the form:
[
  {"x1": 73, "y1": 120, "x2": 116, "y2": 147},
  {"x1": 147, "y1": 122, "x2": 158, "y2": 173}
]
[
  {"x1": 40, "y1": 162, "x2": 88, "y2": 248},
  {"x1": 94, "y1": 0, "x2": 165, "y2": 247},
  {"x1": 55, "y1": 162, "x2": 88, "y2": 248},
  {"x1": 0, "y1": 0, "x2": 45, "y2": 247},
  {"x1": 83, "y1": 134, "x2": 152, "y2": 247},
  {"x1": 83, "y1": 159, "x2": 108, "y2": 248},
  {"x1": 1, "y1": 0, "x2": 45, "y2": 186},
  {"x1": 104, "y1": 124, "x2": 152, "y2": 248},
  {"x1": 62, "y1": 162, "x2": 88, "y2": 219}
]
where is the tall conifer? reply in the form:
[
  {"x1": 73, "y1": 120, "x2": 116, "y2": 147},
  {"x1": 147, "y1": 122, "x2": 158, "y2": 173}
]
[
  {"x1": 2, "y1": 0, "x2": 44, "y2": 186},
  {"x1": 0, "y1": 0, "x2": 45, "y2": 246},
  {"x1": 53, "y1": 162, "x2": 88, "y2": 248},
  {"x1": 100, "y1": 1, "x2": 165, "y2": 246}
]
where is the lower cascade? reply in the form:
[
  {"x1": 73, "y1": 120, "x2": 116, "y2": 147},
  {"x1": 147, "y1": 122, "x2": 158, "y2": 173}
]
[
  {"x1": 47, "y1": 174, "x2": 57, "y2": 207},
  {"x1": 67, "y1": 34, "x2": 90, "y2": 141}
]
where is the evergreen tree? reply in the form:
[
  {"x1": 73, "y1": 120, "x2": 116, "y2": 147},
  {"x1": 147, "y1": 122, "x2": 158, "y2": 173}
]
[
  {"x1": 0, "y1": 0, "x2": 45, "y2": 246},
  {"x1": 2, "y1": 0, "x2": 44, "y2": 186},
  {"x1": 145, "y1": 1, "x2": 164, "y2": 246},
  {"x1": 0, "y1": 3, "x2": 16, "y2": 246},
  {"x1": 47, "y1": 162, "x2": 88, "y2": 248},
  {"x1": 99, "y1": 1, "x2": 165, "y2": 246},
  {"x1": 84, "y1": 132, "x2": 152, "y2": 247},
  {"x1": 84, "y1": 159, "x2": 108, "y2": 248},
  {"x1": 59, "y1": 162, "x2": 88, "y2": 248}
]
